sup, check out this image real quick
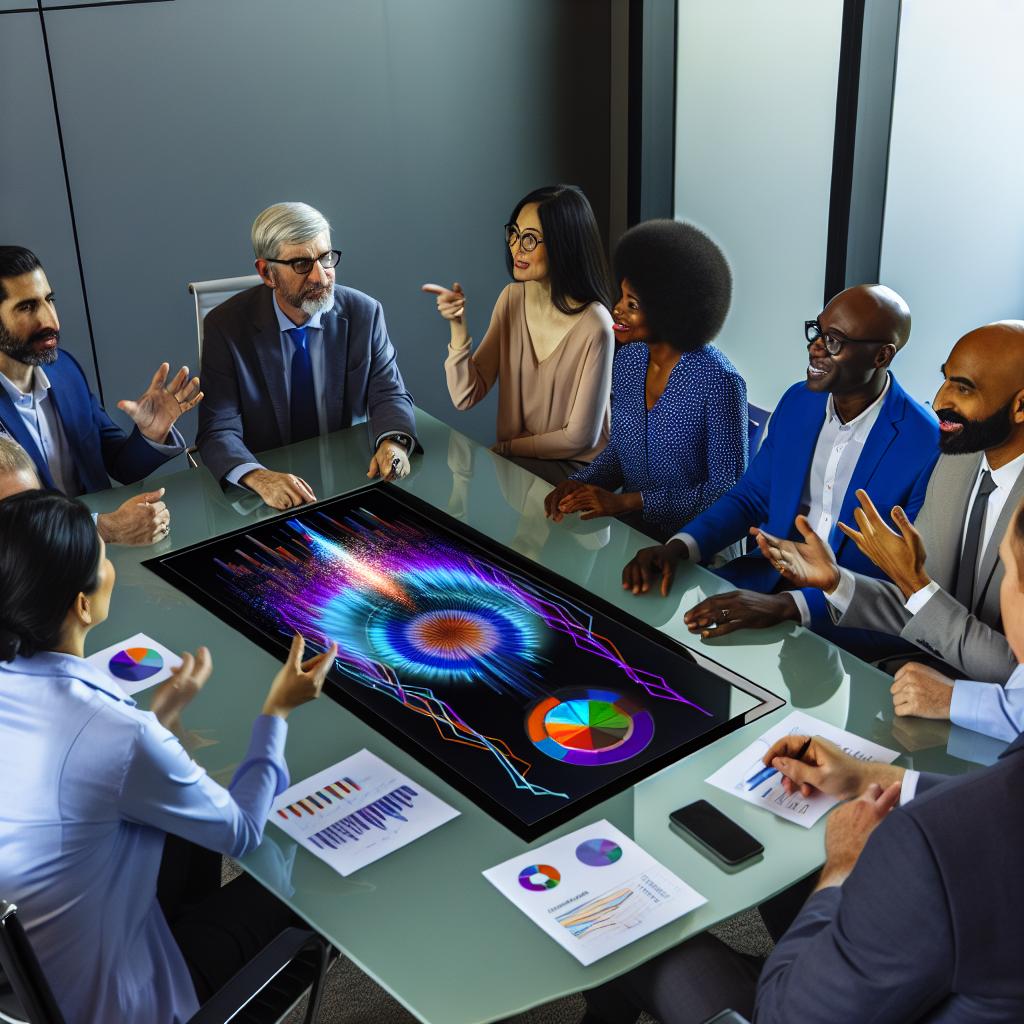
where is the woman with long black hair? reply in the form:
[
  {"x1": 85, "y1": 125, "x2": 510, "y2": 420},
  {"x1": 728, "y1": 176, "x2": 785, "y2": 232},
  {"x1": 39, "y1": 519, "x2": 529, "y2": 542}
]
[
  {"x1": 423, "y1": 184, "x2": 616, "y2": 484},
  {"x1": 0, "y1": 490, "x2": 336, "y2": 1024}
]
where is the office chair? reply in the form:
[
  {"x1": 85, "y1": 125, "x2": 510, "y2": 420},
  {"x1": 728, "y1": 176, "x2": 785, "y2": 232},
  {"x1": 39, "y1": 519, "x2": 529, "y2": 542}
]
[
  {"x1": 184, "y1": 275, "x2": 261, "y2": 468},
  {"x1": 747, "y1": 402, "x2": 771, "y2": 456},
  {"x1": 0, "y1": 899, "x2": 330, "y2": 1024},
  {"x1": 187, "y1": 275, "x2": 262, "y2": 363}
]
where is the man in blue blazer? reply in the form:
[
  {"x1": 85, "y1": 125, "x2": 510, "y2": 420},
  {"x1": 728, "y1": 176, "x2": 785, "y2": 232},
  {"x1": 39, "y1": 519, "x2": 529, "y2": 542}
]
[
  {"x1": 0, "y1": 246, "x2": 200, "y2": 542},
  {"x1": 621, "y1": 284, "x2": 939, "y2": 659},
  {"x1": 196, "y1": 202, "x2": 419, "y2": 510}
]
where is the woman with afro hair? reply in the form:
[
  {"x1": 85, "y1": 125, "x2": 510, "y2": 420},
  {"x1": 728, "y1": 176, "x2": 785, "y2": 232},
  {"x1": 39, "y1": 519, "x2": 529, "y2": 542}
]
[{"x1": 544, "y1": 219, "x2": 748, "y2": 541}]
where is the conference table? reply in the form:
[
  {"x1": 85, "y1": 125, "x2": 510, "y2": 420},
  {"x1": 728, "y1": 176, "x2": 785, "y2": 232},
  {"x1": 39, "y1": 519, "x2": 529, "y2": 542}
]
[{"x1": 82, "y1": 410, "x2": 1004, "y2": 1024}]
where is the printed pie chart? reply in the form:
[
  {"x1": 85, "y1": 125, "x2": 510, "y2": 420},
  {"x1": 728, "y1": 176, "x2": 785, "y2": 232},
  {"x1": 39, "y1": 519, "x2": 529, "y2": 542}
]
[
  {"x1": 526, "y1": 688, "x2": 654, "y2": 766},
  {"x1": 108, "y1": 647, "x2": 164, "y2": 683},
  {"x1": 576, "y1": 838, "x2": 623, "y2": 867},
  {"x1": 518, "y1": 864, "x2": 561, "y2": 891}
]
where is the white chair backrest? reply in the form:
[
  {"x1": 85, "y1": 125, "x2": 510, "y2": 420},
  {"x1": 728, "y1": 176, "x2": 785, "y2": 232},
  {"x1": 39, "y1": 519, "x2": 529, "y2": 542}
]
[{"x1": 186, "y1": 275, "x2": 262, "y2": 362}]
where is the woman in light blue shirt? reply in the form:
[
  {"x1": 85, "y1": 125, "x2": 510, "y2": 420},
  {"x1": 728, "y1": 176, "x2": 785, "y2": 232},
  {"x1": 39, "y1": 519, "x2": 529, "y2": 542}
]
[{"x1": 0, "y1": 490, "x2": 336, "y2": 1024}]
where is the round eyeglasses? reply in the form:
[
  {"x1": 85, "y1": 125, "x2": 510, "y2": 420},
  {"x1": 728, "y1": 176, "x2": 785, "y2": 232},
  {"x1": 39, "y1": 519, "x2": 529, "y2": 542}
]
[
  {"x1": 805, "y1": 319, "x2": 890, "y2": 356},
  {"x1": 265, "y1": 249, "x2": 342, "y2": 276},
  {"x1": 505, "y1": 225, "x2": 544, "y2": 253}
]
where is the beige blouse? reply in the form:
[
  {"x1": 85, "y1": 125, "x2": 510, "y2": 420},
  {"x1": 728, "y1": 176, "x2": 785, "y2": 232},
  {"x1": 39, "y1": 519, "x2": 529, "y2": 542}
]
[{"x1": 444, "y1": 284, "x2": 614, "y2": 462}]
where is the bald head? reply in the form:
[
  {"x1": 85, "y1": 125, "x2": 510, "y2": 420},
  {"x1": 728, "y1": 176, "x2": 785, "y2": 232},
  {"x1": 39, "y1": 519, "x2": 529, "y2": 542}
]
[
  {"x1": 935, "y1": 320, "x2": 1024, "y2": 460},
  {"x1": 0, "y1": 436, "x2": 41, "y2": 500},
  {"x1": 825, "y1": 284, "x2": 912, "y2": 351}
]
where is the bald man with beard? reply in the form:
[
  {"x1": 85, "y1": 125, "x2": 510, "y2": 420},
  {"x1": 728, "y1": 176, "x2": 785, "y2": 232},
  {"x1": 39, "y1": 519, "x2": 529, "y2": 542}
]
[
  {"x1": 756, "y1": 321, "x2": 1024, "y2": 734},
  {"x1": 621, "y1": 284, "x2": 940, "y2": 661}
]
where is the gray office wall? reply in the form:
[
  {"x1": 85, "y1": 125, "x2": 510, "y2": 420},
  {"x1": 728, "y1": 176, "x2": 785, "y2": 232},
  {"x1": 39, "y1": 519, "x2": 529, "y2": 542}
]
[
  {"x1": 0, "y1": 10, "x2": 97, "y2": 392},
  {"x1": 1, "y1": 0, "x2": 612, "y2": 453}
]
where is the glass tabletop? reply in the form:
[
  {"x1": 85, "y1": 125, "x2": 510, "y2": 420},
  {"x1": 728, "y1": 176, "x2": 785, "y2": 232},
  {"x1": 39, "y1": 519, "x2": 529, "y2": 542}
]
[{"x1": 82, "y1": 411, "x2": 1004, "y2": 1024}]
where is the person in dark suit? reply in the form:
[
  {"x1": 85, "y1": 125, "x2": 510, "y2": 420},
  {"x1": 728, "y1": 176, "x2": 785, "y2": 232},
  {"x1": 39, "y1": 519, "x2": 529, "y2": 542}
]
[
  {"x1": 196, "y1": 202, "x2": 418, "y2": 510},
  {"x1": 0, "y1": 246, "x2": 199, "y2": 542},
  {"x1": 620, "y1": 284, "x2": 939, "y2": 660},
  {"x1": 582, "y1": 499, "x2": 1024, "y2": 1023}
]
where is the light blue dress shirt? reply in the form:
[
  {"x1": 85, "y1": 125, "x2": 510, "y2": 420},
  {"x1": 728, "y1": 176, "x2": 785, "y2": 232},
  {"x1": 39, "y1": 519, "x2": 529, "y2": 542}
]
[
  {"x1": 0, "y1": 365, "x2": 185, "y2": 497},
  {"x1": 225, "y1": 298, "x2": 328, "y2": 487},
  {"x1": 0, "y1": 650, "x2": 289, "y2": 1024},
  {"x1": 951, "y1": 662, "x2": 1024, "y2": 741}
]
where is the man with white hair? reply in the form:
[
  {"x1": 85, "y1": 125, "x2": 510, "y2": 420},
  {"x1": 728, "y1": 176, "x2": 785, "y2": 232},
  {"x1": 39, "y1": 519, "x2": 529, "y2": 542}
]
[
  {"x1": 0, "y1": 435, "x2": 170, "y2": 544},
  {"x1": 196, "y1": 202, "x2": 419, "y2": 509}
]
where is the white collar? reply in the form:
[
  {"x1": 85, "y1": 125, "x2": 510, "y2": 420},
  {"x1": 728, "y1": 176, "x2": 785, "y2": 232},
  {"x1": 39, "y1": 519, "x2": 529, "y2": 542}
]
[
  {"x1": 981, "y1": 449, "x2": 1024, "y2": 490},
  {"x1": 825, "y1": 373, "x2": 891, "y2": 427}
]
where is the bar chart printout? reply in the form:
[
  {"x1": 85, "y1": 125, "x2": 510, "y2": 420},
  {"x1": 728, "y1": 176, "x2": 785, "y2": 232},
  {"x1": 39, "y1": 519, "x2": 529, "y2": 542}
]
[{"x1": 270, "y1": 749, "x2": 460, "y2": 876}]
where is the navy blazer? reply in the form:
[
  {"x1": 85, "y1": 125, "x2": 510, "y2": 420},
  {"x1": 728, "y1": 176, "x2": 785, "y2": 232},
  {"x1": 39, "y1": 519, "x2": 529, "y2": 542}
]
[
  {"x1": 756, "y1": 732, "x2": 1024, "y2": 1022},
  {"x1": 196, "y1": 284, "x2": 418, "y2": 484},
  {"x1": 685, "y1": 374, "x2": 939, "y2": 634},
  {"x1": 0, "y1": 350, "x2": 177, "y2": 494}
]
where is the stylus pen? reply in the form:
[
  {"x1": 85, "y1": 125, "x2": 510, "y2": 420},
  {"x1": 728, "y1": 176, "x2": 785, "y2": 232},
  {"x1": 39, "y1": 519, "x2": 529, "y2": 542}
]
[{"x1": 745, "y1": 736, "x2": 813, "y2": 790}]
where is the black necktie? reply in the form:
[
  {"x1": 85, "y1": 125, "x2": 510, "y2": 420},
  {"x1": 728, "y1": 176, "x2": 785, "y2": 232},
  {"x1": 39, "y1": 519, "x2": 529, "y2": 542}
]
[{"x1": 954, "y1": 469, "x2": 997, "y2": 611}]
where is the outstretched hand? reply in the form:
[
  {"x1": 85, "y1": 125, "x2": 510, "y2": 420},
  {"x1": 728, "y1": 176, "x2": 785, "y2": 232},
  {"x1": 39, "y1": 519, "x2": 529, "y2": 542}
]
[
  {"x1": 421, "y1": 282, "x2": 466, "y2": 324},
  {"x1": 118, "y1": 363, "x2": 202, "y2": 443},
  {"x1": 752, "y1": 515, "x2": 841, "y2": 592},
  {"x1": 837, "y1": 489, "x2": 930, "y2": 598}
]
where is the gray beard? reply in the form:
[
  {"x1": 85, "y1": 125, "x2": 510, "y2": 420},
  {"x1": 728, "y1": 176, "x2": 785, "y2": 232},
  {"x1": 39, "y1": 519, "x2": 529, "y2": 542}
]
[
  {"x1": 0, "y1": 322, "x2": 58, "y2": 366},
  {"x1": 300, "y1": 288, "x2": 335, "y2": 317}
]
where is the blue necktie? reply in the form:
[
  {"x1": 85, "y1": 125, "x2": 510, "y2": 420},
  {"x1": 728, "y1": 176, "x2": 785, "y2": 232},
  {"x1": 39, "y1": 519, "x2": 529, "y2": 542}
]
[{"x1": 287, "y1": 326, "x2": 319, "y2": 443}]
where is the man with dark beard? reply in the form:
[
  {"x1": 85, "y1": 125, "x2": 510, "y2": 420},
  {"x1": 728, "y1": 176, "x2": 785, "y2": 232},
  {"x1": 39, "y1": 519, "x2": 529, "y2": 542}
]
[
  {"x1": 753, "y1": 321, "x2": 1024, "y2": 731},
  {"x1": 0, "y1": 246, "x2": 200, "y2": 541},
  {"x1": 196, "y1": 202, "x2": 419, "y2": 510}
]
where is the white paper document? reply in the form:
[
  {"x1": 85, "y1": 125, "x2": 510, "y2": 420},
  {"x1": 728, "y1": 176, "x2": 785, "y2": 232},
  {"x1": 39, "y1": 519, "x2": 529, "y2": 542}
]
[
  {"x1": 85, "y1": 631, "x2": 183, "y2": 697},
  {"x1": 705, "y1": 711, "x2": 900, "y2": 828},
  {"x1": 270, "y1": 749, "x2": 459, "y2": 876},
  {"x1": 483, "y1": 820, "x2": 705, "y2": 966}
]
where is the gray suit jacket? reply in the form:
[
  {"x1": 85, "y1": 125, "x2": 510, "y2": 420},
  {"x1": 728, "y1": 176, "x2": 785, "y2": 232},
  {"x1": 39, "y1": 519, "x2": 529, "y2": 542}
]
[
  {"x1": 756, "y1": 732, "x2": 1024, "y2": 1022},
  {"x1": 833, "y1": 452, "x2": 1019, "y2": 682},
  {"x1": 196, "y1": 284, "x2": 417, "y2": 484}
]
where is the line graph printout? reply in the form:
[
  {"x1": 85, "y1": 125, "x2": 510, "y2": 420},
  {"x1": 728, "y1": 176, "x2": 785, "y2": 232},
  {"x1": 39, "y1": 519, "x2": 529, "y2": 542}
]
[
  {"x1": 483, "y1": 821, "x2": 705, "y2": 965},
  {"x1": 145, "y1": 483, "x2": 780, "y2": 840},
  {"x1": 270, "y1": 749, "x2": 459, "y2": 876},
  {"x1": 705, "y1": 711, "x2": 900, "y2": 828}
]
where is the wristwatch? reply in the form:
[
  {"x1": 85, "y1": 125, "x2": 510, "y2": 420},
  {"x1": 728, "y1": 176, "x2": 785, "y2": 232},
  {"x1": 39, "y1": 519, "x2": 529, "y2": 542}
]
[{"x1": 388, "y1": 433, "x2": 413, "y2": 452}]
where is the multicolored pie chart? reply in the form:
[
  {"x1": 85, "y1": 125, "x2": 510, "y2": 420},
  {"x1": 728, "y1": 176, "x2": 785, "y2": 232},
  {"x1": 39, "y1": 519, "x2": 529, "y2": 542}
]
[
  {"x1": 108, "y1": 647, "x2": 164, "y2": 683},
  {"x1": 518, "y1": 864, "x2": 561, "y2": 891},
  {"x1": 576, "y1": 838, "x2": 623, "y2": 867},
  {"x1": 525, "y1": 688, "x2": 654, "y2": 766}
]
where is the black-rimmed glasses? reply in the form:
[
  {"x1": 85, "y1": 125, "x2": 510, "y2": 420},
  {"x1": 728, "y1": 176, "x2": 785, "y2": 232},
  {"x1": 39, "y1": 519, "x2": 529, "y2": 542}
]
[
  {"x1": 505, "y1": 225, "x2": 543, "y2": 253},
  {"x1": 805, "y1": 319, "x2": 891, "y2": 356},
  {"x1": 265, "y1": 249, "x2": 342, "y2": 276}
]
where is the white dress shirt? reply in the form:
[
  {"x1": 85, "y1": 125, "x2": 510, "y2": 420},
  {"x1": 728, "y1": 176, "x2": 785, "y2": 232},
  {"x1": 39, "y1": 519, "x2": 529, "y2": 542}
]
[{"x1": 678, "y1": 377, "x2": 890, "y2": 626}]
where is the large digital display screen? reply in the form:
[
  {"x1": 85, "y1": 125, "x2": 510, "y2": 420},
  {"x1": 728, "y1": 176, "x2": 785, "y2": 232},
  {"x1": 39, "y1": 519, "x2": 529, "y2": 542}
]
[{"x1": 145, "y1": 484, "x2": 783, "y2": 840}]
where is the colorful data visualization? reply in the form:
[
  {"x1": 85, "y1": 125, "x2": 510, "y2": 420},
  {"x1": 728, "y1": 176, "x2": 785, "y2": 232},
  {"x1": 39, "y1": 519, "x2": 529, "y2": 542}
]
[{"x1": 146, "y1": 484, "x2": 778, "y2": 839}]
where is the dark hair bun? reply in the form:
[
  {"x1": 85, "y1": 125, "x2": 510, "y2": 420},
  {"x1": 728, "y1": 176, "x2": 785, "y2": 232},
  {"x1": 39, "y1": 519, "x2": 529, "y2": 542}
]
[{"x1": 612, "y1": 220, "x2": 732, "y2": 352}]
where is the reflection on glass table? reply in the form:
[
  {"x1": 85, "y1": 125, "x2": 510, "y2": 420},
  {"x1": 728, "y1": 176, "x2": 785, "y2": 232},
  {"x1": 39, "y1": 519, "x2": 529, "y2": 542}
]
[{"x1": 79, "y1": 410, "x2": 1004, "y2": 1024}]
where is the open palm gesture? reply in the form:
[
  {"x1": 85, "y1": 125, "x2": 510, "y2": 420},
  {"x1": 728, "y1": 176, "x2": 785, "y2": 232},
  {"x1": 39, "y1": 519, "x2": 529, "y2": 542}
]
[
  {"x1": 118, "y1": 363, "x2": 203, "y2": 443},
  {"x1": 752, "y1": 514, "x2": 841, "y2": 591}
]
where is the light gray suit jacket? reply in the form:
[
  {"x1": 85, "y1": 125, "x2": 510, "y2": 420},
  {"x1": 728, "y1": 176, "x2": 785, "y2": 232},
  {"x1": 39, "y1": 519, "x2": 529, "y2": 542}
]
[{"x1": 833, "y1": 452, "x2": 1019, "y2": 682}]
